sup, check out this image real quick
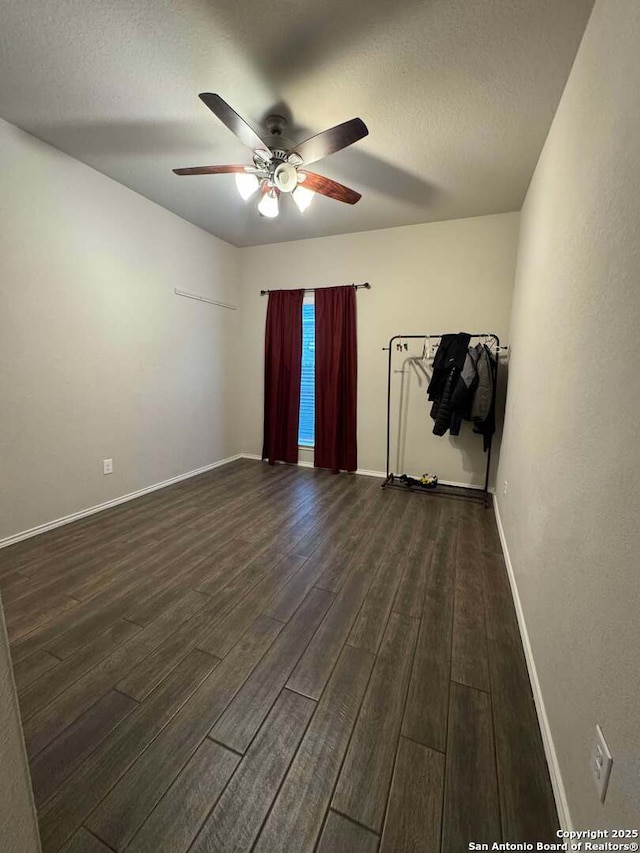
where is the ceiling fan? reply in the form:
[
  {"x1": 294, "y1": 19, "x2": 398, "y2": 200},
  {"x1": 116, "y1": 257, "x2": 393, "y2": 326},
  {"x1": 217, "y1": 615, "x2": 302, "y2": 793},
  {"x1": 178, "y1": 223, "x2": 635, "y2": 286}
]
[{"x1": 173, "y1": 94, "x2": 368, "y2": 219}]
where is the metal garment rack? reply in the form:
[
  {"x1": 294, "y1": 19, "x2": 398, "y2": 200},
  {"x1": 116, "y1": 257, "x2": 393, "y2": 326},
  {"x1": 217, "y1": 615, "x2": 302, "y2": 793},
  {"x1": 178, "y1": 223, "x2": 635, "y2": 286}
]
[{"x1": 381, "y1": 333, "x2": 501, "y2": 507}]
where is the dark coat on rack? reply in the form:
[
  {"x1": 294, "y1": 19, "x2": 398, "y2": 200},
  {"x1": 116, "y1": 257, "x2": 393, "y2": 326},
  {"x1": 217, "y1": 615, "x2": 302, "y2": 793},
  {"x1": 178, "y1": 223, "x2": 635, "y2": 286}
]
[
  {"x1": 449, "y1": 343, "x2": 497, "y2": 450},
  {"x1": 427, "y1": 333, "x2": 471, "y2": 436},
  {"x1": 431, "y1": 368, "x2": 459, "y2": 435},
  {"x1": 471, "y1": 345, "x2": 494, "y2": 424},
  {"x1": 450, "y1": 345, "x2": 482, "y2": 419},
  {"x1": 472, "y1": 346, "x2": 497, "y2": 450}
]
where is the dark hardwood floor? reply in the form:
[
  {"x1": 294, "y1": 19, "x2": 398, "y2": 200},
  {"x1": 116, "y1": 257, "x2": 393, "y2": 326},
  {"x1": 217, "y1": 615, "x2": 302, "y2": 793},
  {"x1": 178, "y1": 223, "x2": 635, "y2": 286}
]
[{"x1": 0, "y1": 459, "x2": 558, "y2": 852}]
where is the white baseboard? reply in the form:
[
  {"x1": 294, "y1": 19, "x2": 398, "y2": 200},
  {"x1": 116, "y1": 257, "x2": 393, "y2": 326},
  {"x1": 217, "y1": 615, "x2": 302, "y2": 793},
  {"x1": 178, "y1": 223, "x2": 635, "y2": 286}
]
[
  {"x1": 493, "y1": 499, "x2": 572, "y2": 831},
  {"x1": 355, "y1": 467, "x2": 385, "y2": 478},
  {"x1": 0, "y1": 454, "x2": 244, "y2": 550}
]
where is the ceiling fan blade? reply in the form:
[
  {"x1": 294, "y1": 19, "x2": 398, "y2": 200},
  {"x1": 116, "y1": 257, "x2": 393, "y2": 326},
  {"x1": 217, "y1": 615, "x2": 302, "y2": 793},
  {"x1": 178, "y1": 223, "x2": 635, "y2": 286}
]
[
  {"x1": 299, "y1": 171, "x2": 362, "y2": 204},
  {"x1": 173, "y1": 165, "x2": 260, "y2": 175},
  {"x1": 288, "y1": 118, "x2": 368, "y2": 166},
  {"x1": 199, "y1": 93, "x2": 271, "y2": 160}
]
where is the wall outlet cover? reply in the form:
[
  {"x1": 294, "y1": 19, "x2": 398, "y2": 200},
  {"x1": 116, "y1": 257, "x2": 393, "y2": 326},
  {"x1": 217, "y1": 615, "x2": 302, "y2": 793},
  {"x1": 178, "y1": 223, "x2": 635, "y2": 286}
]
[
  {"x1": 591, "y1": 724, "x2": 613, "y2": 803},
  {"x1": 103, "y1": 458, "x2": 113, "y2": 475}
]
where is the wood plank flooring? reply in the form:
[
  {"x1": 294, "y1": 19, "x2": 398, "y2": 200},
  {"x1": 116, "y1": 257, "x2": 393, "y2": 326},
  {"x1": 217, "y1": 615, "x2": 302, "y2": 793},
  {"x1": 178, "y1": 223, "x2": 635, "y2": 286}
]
[{"x1": 0, "y1": 459, "x2": 559, "y2": 851}]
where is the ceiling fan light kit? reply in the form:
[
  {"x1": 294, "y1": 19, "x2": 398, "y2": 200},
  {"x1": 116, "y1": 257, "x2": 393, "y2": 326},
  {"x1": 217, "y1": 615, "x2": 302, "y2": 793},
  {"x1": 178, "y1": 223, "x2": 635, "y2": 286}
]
[
  {"x1": 293, "y1": 185, "x2": 315, "y2": 213},
  {"x1": 173, "y1": 94, "x2": 368, "y2": 220},
  {"x1": 258, "y1": 188, "x2": 279, "y2": 218},
  {"x1": 273, "y1": 162, "x2": 298, "y2": 193},
  {"x1": 235, "y1": 171, "x2": 260, "y2": 200}
]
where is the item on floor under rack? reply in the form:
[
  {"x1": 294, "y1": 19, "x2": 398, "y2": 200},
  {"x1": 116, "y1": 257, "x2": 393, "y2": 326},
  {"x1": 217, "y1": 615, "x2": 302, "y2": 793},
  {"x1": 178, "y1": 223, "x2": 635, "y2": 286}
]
[
  {"x1": 420, "y1": 473, "x2": 438, "y2": 488},
  {"x1": 397, "y1": 473, "x2": 439, "y2": 490}
]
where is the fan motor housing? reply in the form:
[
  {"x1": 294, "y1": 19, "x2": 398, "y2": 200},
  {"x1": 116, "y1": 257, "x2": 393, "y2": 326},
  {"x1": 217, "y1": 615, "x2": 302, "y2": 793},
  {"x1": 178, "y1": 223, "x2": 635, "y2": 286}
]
[
  {"x1": 264, "y1": 114, "x2": 287, "y2": 135},
  {"x1": 264, "y1": 116, "x2": 295, "y2": 160}
]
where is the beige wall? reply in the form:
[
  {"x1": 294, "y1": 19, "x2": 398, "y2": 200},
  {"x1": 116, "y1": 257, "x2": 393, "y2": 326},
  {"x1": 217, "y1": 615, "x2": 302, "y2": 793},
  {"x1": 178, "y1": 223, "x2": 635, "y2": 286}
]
[
  {"x1": 496, "y1": 0, "x2": 640, "y2": 828},
  {"x1": 0, "y1": 596, "x2": 41, "y2": 852},
  {"x1": 0, "y1": 119, "x2": 240, "y2": 542},
  {"x1": 238, "y1": 213, "x2": 518, "y2": 485}
]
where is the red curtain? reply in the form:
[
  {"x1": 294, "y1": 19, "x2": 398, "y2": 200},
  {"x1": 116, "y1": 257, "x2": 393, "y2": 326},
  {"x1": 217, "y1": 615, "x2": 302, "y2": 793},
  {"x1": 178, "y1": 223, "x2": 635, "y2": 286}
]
[
  {"x1": 314, "y1": 286, "x2": 358, "y2": 473},
  {"x1": 262, "y1": 289, "x2": 305, "y2": 465}
]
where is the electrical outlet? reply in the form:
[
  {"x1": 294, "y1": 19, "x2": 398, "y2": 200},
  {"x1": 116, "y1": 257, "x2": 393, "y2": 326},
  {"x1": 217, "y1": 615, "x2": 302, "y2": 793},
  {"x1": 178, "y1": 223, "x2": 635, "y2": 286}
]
[
  {"x1": 103, "y1": 458, "x2": 113, "y2": 475},
  {"x1": 591, "y1": 724, "x2": 613, "y2": 802},
  {"x1": 502, "y1": 480, "x2": 508, "y2": 498}
]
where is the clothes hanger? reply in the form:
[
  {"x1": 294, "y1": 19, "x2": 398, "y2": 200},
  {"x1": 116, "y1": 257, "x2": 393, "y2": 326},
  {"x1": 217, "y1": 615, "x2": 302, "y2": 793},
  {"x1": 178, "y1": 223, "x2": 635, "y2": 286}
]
[{"x1": 421, "y1": 335, "x2": 432, "y2": 360}]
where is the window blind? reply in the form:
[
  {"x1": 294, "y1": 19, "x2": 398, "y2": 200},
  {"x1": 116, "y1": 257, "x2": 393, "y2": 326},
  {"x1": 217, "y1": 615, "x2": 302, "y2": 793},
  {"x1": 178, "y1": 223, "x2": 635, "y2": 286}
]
[{"x1": 299, "y1": 302, "x2": 315, "y2": 446}]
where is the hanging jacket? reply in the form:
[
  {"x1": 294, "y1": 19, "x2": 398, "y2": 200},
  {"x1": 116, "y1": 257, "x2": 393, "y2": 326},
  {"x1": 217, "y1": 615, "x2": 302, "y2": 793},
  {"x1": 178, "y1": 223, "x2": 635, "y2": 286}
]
[
  {"x1": 427, "y1": 332, "x2": 470, "y2": 436},
  {"x1": 437, "y1": 342, "x2": 497, "y2": 450},
  {"x1": 472, "y1": 345, "x2": 497, "y2": 450},
  {"x1": 427, "y1": 333, "x2": 470, "y2": 401},
  {"x1": 450, "y1": 345, "x2": 481, "y2": 419},
  {"x1": 471, "y1": 344, "x2": 494, "y2": 423},
  {"x1": 431, "y1": 367, "x2": 459, "y2": 435}
]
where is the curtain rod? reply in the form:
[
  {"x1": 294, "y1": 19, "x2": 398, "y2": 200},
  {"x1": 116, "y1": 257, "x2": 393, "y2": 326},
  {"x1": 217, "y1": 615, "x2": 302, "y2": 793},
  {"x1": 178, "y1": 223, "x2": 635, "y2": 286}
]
[{"x1": 260, "y1": 282, "x2": 371, "y2": 295}]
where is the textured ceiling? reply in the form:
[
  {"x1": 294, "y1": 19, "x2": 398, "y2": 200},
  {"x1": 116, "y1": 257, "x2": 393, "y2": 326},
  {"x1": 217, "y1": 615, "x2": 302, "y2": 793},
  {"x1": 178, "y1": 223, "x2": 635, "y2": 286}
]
[{"x1": 0, "y1": 0, "x2": 594, "y2": 247}]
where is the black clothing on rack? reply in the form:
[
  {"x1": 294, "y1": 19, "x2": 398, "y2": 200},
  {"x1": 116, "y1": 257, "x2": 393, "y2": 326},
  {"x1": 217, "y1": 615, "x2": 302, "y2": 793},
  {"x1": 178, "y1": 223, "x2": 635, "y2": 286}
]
[
  {"x1": 426, "y1": 333, "x2": 471, "y2": 401},
  {"x1": 431, "y1": 368, "x2": 459, "y2": 436},
  {"x1": 427, "y1": 332, "x2": 471, "y2": 436},
  {"x1": 447, "y1": 342, "x2": 498, "y2": 450},
  {"x1": 428, "y1": 338, "x2": 498, "y2": 448},
  {"x1": 442, "y1": 344, "x2": 496, "y2": 450},
  {"x1": 472, "y1": 346, "x2": 497, "y2": 450},
  {"x1": 450, "y1": 345, "x2": 481, "y2": 418},
  {"x1": 471, "y1": 345, "x2": 494, "y2": 422}
]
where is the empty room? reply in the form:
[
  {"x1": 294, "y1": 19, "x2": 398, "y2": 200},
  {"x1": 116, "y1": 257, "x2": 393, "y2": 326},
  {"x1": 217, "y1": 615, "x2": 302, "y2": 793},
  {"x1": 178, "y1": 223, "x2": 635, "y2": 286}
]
[{"x1": 1, "y1": 0, "x2": 638, "y2": 850}]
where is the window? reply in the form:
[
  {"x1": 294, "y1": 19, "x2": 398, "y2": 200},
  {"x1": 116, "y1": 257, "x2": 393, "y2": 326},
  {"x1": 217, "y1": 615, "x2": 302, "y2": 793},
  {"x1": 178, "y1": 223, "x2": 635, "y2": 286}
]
[{"x1": 299, "y1": 299, "x2": 315, "y2": 446}]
